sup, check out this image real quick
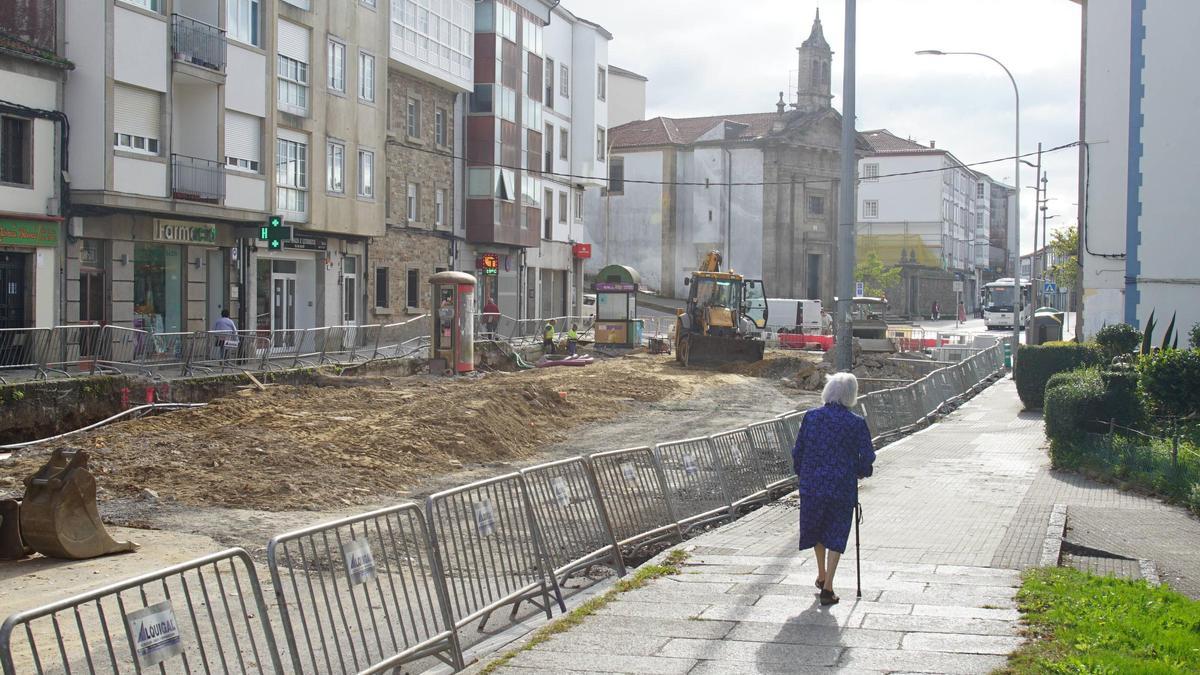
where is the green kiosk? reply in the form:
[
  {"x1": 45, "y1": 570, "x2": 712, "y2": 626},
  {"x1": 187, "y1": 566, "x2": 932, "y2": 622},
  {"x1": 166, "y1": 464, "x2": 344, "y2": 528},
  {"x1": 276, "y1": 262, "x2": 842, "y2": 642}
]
[{"x1": 593, "y1": 265, "x2": 641, "y2": 347}]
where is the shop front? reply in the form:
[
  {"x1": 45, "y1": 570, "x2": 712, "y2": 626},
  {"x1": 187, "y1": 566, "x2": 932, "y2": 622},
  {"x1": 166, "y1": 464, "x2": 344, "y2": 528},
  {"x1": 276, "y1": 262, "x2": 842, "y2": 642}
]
[
  {"x1": 0, "y1": 216, "x2": 59, "y2": 328},
  {"x1": 471, "y1": 248, "x2": 522, "y2": 320}
]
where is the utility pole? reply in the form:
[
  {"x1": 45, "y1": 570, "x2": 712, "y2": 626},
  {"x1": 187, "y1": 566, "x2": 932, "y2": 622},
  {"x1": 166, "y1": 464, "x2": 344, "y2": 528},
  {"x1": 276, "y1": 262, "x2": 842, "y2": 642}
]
[
  {"x1": 834, "y1": 0, "x2": 858, "y2": 373},
  {"x1": 1029, "y1": 142, "x2": 1042, "y2": 310}
]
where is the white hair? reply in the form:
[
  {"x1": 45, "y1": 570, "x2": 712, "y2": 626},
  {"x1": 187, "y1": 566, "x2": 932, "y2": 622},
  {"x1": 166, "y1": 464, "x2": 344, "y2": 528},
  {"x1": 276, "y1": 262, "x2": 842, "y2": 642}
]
[{"x1": 821, "y1": 372, "x2": 859, "y2": 408}]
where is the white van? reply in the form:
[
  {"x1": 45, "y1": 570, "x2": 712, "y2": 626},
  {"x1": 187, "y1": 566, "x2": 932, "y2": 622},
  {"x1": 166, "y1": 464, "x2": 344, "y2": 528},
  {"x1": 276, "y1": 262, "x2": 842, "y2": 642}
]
[
  {"x1": 582, "y1": 293, "x2": 597, "y2": 319},
  {"x1": 765, "y1": 298, "x2": 823, "y2": 333}
]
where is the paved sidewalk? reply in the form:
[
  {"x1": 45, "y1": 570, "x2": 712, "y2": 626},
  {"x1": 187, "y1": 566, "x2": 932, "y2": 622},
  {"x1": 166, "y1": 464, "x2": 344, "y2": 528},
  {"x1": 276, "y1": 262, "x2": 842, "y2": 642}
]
[{"x1": 484, "y1": 378, "x2": 1197, "y2": 673}]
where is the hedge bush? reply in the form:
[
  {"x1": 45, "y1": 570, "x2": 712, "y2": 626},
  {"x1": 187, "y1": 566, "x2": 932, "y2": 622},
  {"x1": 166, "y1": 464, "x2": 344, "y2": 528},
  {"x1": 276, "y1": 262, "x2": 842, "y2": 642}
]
[
  {"x1": 1099, "y1": 366, "x2": 1145, "y2": 429},
  {"x1": 1095, "y1": 323, "x2": 1141, "y2": 362},
  {"x1": 1044, "y1": 368, "x2": 1107, "y2": 452},
  {"x1": 1015, "y1": 343, "x2": 1102, "y2": 409},
  {"x1": 1138, "y1": 349, "x2": 1200, "y2": 419}
]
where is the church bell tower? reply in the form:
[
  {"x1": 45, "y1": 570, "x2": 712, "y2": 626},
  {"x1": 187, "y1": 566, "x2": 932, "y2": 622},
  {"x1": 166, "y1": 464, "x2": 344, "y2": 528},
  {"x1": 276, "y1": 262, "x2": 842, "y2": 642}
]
[{"x1": 795, "y1": 9, "x2": 833, "y2": 113}]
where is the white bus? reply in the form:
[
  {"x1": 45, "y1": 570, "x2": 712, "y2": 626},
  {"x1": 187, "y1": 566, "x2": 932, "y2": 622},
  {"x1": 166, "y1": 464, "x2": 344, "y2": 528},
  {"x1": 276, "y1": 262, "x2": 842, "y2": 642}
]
[{"x1": 982, "y1": 278, "x2": 1032, "y2": 330}]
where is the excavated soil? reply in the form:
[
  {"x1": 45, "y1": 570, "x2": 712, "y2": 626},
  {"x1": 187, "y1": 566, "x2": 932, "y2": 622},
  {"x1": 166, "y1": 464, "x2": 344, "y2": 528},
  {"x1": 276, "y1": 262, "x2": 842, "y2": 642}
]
[{"x1": 0, "y1": 354, "x2": 744, "y2": 512}]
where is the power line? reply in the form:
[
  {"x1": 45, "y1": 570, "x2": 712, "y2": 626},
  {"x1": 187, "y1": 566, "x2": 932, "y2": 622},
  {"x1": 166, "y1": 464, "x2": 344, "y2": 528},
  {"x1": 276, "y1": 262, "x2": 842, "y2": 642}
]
[{"x1": 393, "y1": 137, "x2": 1081, "y2": 188}]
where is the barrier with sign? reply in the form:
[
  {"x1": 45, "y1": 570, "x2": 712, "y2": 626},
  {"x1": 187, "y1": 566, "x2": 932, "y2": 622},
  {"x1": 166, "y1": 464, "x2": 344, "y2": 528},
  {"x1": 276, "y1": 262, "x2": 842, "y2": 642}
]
[
  {"x1": 425, "y1": 474, "x2": 564, "y2": 631},
  {"x1": 519, "y1": 457, "x2": 625, "y2": 584},
  {"x1": 587, "y1": 447, "x2": 681, "y2": 551},
  {"x1": 745, "y1": 419, "x2": 796, "y2": 495},
  {"x1": 266, "y1": 504, "x2": 462, "y2": 674},
  {"x1": 707, "y1": 428, "x2": 768, "y2": 512},
  {"x1": 0, "y1": 548, "x2": 283, "y2": 675},
  {"x1": 653, "y1": 436, "x2": 733, "y2": 533}
]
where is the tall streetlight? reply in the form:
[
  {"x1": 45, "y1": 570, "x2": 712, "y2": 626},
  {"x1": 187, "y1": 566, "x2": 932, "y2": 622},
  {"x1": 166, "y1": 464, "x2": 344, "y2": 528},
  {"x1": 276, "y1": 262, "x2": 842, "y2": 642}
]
[{"x1": 916, "y1": 49, "x2": 1022, "y2": 358}]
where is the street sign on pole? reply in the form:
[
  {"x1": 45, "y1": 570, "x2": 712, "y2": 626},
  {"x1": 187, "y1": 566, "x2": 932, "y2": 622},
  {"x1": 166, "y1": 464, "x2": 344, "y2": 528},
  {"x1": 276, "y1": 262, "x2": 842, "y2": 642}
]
[
  {"x1": 855, "y1": 281, "x2": 864, "y2": 297},
  {"x1": 1043, "y1": 281, "x2": 1057, "y2": 295},
  {"x1": 953, "y1": 280, "x2": 964, "y2": 293}
]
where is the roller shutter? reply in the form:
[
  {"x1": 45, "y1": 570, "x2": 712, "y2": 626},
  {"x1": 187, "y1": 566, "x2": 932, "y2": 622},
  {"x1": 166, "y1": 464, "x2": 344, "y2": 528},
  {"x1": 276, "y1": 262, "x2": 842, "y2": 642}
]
[
  {"x1": 224, "y1": 111, "x2": 261, "y2": 163},
  {"x1": 113, "y1": 84, "x2": 161, "y2": 140},
  {"x1": 277, "y1": 20, "x2": 309, "y2": 62}
]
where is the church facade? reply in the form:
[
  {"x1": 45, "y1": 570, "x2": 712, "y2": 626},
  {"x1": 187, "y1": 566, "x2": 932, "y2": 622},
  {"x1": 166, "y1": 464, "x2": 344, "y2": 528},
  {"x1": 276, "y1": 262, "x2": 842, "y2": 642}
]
[{"x1": 582, "y1": 11, "x2": 868, "y2": 303}]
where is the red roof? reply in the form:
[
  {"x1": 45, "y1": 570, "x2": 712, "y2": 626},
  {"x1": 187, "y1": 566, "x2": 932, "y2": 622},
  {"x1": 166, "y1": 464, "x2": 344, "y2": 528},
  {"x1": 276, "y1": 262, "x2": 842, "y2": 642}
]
[
  {"x1": 611, "y1": 112, "x2": 790, "y2": 149},
  {"x1": 861, "y1": 129, "x2": 943, "y2": 155}
]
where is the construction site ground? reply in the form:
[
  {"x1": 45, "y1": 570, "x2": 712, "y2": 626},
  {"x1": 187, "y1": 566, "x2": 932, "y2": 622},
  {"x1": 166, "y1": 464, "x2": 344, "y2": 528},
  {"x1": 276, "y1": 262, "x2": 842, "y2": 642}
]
[{"x1": 1, "y1": 350, "x2": 833, "y2": 624}]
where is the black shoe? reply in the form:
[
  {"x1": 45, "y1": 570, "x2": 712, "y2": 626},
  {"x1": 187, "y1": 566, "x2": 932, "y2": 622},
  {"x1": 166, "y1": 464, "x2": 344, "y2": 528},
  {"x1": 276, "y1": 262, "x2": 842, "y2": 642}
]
[{"x1": 819, "y1": 589, "x2": 839, "y2": 606}]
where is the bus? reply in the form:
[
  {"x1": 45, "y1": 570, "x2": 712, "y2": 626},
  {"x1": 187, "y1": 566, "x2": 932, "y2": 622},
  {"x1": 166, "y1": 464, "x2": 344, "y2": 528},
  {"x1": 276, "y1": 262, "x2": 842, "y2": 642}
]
[{"x1": 982, "y1": 278, "x2": 1032, "y2": 330}]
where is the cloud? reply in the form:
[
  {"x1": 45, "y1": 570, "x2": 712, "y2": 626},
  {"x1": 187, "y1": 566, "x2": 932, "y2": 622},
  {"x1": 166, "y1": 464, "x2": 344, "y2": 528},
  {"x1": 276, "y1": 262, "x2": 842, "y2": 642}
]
[{"x1": 574, "y1": 0, "x2": 1083, "y2": 251}]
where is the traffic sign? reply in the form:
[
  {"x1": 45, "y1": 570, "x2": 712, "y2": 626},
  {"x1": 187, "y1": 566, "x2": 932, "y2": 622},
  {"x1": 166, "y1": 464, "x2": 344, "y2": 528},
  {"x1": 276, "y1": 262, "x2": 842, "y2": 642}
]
[
  {"x1": 952, "y1": 281, "x2": 964, "y2": 293},
  {"x1": 1044, "y1": 281, "x2": 1057, "y2": 294},
  {"x1": 855, "y1": 281, "x2": 865, "y2": 297}
]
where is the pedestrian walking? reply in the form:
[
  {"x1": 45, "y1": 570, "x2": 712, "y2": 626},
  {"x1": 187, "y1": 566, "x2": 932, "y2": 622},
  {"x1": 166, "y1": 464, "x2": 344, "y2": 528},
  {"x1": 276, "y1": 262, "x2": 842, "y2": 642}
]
[
  {"x1": 791, "y1": 373, "x2": 876, "y2": 606},
  {"x1": 567, "y1": 323, "x2": 579, "y2": 356},
  {"x1": 482, "y1": 298, "x2": 500, "y2": 336},
  {"x1": 958, "y1": 301, "x2": 967, "y2": 323},
  {"x1": 211, "y1": 309, "x2": 239, "y2": 362},
  {"x1": 543, "y1": 320, "x2": 556, "y2": 354},
  {"x1": 931, "y1": 300, "x2": 940, "y2": 320}
]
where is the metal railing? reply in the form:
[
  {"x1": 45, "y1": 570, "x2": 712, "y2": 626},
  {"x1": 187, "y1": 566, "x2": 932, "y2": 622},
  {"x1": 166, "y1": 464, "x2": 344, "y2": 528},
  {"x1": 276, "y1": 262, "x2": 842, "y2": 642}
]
[
  {"x1": 0, "y1": 548, "x2": 283, "y2": 674},
  {"x1": 172, "y1": 154, "x2": 225, "y2": 203},
  {"x1": 171, "y1": 13, "x2": 226, "y2": 72},
  {"x1": 3, "y1": 339, "x2": 1009, "y2": 674}
]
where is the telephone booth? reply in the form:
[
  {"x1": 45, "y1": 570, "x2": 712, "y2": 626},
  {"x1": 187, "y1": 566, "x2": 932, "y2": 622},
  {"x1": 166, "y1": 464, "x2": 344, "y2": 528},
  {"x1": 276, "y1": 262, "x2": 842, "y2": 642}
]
[{"x1": 429, "y1": 271, "x2": 476, "y2": 375}]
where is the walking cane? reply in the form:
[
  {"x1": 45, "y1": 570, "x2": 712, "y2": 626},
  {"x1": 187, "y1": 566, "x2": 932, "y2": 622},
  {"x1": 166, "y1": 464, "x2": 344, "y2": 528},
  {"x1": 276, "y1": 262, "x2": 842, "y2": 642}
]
[{"x1": 855, "y1": 502, "x2": 863, "y2": 599}]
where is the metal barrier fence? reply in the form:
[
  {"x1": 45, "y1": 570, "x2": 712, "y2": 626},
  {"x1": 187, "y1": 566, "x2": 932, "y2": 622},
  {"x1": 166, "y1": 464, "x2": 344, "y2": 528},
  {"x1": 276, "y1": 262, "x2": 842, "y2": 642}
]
[
  {"x1": 587, "y1": 446, "x2": 680, "y2": 551},
  {"x1": 266, "y1": 504, "x2": 461, "y2": 674},
  {"x1": 519, "y1": 457, "x2": 625, "y2": 584},
  {"x1": 654, "y1": 436, "x2": 734, "y2": 534},
  {"x1": 0, "y1": 548, "x2": 283, "y2": 675},
  {"x1": 4, "y1": 339, "x2": 1008, "y2": 673},
  {"x1": 425, "y1": 474, "x2": 565, "y2": 632}
]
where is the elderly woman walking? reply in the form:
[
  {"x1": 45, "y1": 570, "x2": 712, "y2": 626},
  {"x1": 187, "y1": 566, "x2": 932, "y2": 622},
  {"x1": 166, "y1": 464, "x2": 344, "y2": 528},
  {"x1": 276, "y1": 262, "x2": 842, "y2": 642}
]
[{"x1": 792, "y1": 372, "x2": 876, "y2": 605}]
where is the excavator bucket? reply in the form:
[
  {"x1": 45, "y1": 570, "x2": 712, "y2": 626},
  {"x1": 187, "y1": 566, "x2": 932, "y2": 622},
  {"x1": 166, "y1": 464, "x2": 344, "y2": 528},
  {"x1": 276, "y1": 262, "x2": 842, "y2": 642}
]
[
  {"x1": 19, "y1": 448, "x2": 138, "y2": 560},
  {"x1": 0, "y1": 499, "x2": 30, "y2": 560},
  {"x1": 679, "y1": 334, "x2": 765, "y2": 367}
]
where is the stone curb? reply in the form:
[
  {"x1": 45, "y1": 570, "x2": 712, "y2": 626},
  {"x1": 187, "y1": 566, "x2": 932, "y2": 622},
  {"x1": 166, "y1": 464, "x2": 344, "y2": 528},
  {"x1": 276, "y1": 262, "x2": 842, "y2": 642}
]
[
  {"x1": 1039, "y1": 503, "x2": 1068, "y2": 567},
  {"x1": 1138, "y1": 558, "x2": 1161, "y2": 585}
]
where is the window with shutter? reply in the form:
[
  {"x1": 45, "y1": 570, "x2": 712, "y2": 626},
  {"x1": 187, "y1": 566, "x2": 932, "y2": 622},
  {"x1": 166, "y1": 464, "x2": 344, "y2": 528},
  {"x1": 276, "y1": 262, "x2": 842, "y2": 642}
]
[
  {"x1": 224, "y1": 112, "x2": 261, "y2": 172},
  {"x1": 277, "y1": 21, "x2": 310, "y2": 115},
  {"x1": 113, "y1": 85, "x2": 161, "y2": 155}
]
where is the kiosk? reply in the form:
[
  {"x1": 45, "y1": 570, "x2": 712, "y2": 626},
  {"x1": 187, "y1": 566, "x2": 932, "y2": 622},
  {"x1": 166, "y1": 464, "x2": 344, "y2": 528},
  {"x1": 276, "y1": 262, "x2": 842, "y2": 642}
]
[
  {"x1": 592, "y1": 265, "x2": 641, "y2": 347},
  {"x1": 429, "y1": 271, "x2": 477, "y2": 374}
]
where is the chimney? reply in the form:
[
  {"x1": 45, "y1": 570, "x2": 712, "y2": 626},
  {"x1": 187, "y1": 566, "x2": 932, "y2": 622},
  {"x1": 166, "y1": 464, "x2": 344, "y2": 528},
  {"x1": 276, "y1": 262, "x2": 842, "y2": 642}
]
[
  {"x1": 776, "y1": 92, "x2": 786, "y2": 115},
  {"x1": 930, "y1": 140, "x2": 936, "y2": 148}
]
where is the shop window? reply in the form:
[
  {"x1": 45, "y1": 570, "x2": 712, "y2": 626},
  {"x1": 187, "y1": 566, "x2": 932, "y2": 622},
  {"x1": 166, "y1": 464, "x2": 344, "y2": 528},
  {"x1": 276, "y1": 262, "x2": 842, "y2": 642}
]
[{"x1": 133, "y1": 243, "x2": 183, "y2": 338}]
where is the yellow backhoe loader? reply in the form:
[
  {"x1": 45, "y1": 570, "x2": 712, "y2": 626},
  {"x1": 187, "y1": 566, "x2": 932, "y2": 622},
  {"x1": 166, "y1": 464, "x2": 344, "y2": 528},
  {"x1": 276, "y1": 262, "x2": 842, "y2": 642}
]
[{"x1": 674, "y1": 251, "x2": 768, "y2": 367}]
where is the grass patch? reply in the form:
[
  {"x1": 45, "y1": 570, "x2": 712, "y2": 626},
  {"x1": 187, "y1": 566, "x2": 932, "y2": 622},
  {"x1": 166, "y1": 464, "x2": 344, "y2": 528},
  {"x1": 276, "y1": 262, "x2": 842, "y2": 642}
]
[
  {"x1": 477, "y1": 549, "x2": 690, "y2": 674},
  {"x1": 997, "y1": 567, "x2": 1200, "y2": 674}
]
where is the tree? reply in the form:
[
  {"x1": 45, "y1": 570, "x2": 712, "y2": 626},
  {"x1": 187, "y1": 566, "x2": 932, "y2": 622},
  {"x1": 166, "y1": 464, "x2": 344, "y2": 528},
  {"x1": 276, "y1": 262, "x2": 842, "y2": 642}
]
[
  {"x1": 1048, "y1": 227, "x2": 1080, "y2": 290},
  {"x1": 855, "y1": 252, "x2": 901, "y2": 298}
]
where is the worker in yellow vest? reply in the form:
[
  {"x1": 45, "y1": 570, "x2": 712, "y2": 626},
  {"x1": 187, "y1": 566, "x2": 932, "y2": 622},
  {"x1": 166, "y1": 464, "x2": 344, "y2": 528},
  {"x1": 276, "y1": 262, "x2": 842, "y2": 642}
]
[
  {"x1": 543, "y1": 321, "x2": 556, "y2": 354},
  {"x1": 567, "y1": 323, "x2": 579, "y2": 356}
]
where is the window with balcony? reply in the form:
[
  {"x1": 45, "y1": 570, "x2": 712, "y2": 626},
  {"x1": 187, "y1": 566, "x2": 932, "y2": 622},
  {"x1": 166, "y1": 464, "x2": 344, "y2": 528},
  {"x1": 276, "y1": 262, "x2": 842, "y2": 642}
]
[
  {"x1": 328, "y1": 39, "x2": 346, "y2": 93},
  {"x1": 120, "y1": 0, "x2": 160, "y2": 12},
  {"x1": 407, "y1": 97, "x2": 420, "y2": 138},
  {"x1": 227, "y1": 0, "x2": 260, "y2": 47},
  {"x1": 0, "y1": 116, "x2": 31, "y2": 186},
  {"x1": 224, "y1": 112, "x2": 261, "y2": 173},
  {"x1": 358, "y1": 149, "x2": 374, "y2": 198},
  {"x1": 597, "y1": 66, "x2": 606, "y2": 101},
  {"x1": 359, "y1": 51, "x2": 375, "y2": 102},
  {"x1": 113, "y1": 84, "x2": 161, "y2": 155},
  {"x1": 596, "y1": 126, "x2": 606, "y2": 160},
  {"x1": 326, "y1": 140, "x2": 344, "y2": 193},
  {"x1": 863, "y1": 199, "x2": 879, "y2": 219},
  {"x1": 276, "y1": 138, "x2": 308, "y2": 213}
]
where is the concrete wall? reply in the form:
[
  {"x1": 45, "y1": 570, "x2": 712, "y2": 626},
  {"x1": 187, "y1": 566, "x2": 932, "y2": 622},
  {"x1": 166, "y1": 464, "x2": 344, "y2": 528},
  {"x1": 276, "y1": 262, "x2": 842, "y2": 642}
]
[
  {"x1": 226, "y1": 45, "x2": 266, "y2": 116},
  {"x1": 64, "y1": 0, "x2": 106, "y2": 190},
  {"x1": 0, "y1": 68, "x2": 58, "y2": 215},
  {"x1": 608, "y1": 70, "x2": 646, "y2": 128},
  {"x1": 582, "y1": 149, "x2": 664, "y2": 290},
  {"x1": 113, "y1": 7, "x2": 168, "y2": 92},
  {"x1": 675, "y1": 146, "x2": 764, "y2": 288},
  {"x1": 1081, "y1": 0, "x2": 1200, "y2": 342}
]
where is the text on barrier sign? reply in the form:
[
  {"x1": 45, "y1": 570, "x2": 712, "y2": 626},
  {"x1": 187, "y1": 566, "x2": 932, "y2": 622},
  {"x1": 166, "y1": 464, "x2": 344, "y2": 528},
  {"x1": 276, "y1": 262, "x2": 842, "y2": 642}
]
[
  {"x1": 126, "y1": 601, "x2": 184, "y2": 668},
  {"x1": 730, "y1": 443, "x2": 743, "y2": 466},
  {"x1": 474, "y1": 500, "x2": 497, "y2": 537},
  {"x1": 683, "y1": 454, "x2": 699, "y2": 476},
  {"x1": 341, "y1": 538, "x2": 377, "y2": 586},
  {"x1": 551, "y1": 476, "x2": 572, "y2": 507},
  {"x1": 620, "y1": 462, "x2": 636, "y2": 482}
]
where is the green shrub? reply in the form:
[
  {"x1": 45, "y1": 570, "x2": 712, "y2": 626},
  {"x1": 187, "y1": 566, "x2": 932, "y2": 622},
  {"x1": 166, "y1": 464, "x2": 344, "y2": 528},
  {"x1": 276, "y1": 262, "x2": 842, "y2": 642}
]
[
  {"x1": 1138, "y1": 349, "x2": 1200, "y2": 418},
  {"x1": 1044, "y1": 368, "x2": 1107, "y2": 452},
  {"x1": 1095, "y1": 323, "x2": 1141, "y2": 361},
  {"x1": 1190, "y1": 322, "x2": 1200, "y2": 350},
  {"x1": 1099, "y1": 366, "x2": 1145, "y2": 429},
  {"x1": 1015, "y1": 343, "x2": 1102, "y2": 409}
]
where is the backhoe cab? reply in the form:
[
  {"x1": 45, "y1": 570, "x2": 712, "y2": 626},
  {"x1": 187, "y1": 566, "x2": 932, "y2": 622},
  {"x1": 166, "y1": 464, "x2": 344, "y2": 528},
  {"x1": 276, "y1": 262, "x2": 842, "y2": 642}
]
[{"x1": 674, "y1": 251, "x2": 768, "y2": 367}]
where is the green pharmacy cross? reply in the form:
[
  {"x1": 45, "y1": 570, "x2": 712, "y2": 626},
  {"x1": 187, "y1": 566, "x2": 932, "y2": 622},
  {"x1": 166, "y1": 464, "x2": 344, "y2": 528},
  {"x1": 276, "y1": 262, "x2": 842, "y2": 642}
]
[{"x1": 259, "y1": 215, "x2": 292, "y2": 250}]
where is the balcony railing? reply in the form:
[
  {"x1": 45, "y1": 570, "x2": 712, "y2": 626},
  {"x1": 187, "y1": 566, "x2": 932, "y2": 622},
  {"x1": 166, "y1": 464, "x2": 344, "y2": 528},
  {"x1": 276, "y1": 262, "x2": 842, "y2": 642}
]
[
  {"x1": 171, "y1": 14, "x2": 226, "y2": 73},
  {"x1": 171, "y1": 154, "x2": 225, "y2": 204}
]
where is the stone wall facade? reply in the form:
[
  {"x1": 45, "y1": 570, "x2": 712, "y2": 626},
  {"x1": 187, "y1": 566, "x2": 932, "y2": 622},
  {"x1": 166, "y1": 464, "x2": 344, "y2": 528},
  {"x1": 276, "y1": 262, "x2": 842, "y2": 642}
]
[{"x1": 368, "y1": 68, "x2": 458, "y2": 323}]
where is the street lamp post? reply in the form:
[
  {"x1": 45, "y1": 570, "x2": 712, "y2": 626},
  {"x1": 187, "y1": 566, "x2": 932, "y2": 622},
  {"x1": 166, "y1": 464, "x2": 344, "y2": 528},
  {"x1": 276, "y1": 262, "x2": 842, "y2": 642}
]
[{"x1": 916, "y1": 49, "x2": 1021, "y2": 359}]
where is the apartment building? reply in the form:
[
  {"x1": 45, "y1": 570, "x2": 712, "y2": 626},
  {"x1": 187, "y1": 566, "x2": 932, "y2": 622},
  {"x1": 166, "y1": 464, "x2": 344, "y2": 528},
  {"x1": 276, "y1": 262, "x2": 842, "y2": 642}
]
[
  {"x1": 369, "y1": 0, "x2": 474, "y2": 320},
  {"x1": 0, "y1": 1, "x2": 70, "y2": 328},
  {"x1": 62, "y1": 0, "x2": 386, "y2": 339},
  {"x1": 531, "y1": 3, "x2": 609, "y2": 320},
  {"x1": 855, "y1": 129, "x2": 985, "y2": 316}
]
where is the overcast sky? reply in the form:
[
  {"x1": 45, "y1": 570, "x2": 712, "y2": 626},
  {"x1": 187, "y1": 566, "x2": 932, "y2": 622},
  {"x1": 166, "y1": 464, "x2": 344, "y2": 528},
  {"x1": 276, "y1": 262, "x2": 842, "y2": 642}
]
[{"x1": 577, "y1": 0, "x2": 1082, "y2": 254}]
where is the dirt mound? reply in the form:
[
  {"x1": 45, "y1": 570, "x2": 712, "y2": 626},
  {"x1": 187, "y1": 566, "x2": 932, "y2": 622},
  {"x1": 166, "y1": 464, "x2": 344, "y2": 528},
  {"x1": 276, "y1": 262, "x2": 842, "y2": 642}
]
[
  {"x1": 720, "y1": 355, "x2": 826, "y2": 390},
  {"x1": 0, "y1": 354, "x2": 714, "y2": 512}
]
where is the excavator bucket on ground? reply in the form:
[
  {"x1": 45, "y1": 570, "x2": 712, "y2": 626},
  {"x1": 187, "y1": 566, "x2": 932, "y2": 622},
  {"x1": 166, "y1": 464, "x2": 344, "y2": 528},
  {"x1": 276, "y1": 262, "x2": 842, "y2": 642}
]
[
  {"x1": 19, "y1": 448, "x2": 138, "y2": 560},
  {"x1": 0, "y1": 499, "x2": 30, "y2": 560},
  {"x1": 678, "y1": 334, "x2": 766, "y2": 367}
]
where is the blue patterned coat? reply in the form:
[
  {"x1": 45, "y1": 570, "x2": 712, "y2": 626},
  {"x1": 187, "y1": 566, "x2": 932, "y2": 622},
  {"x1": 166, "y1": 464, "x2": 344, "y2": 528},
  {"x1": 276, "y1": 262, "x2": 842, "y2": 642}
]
[{"x1": 791, "y1": 403, "x2": 876, "y2": 552}]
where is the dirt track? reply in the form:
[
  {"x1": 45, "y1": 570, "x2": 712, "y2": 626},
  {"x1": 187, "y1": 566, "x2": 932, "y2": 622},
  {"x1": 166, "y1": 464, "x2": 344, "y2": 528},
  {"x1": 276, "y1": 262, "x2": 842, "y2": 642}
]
[{"x1": 1, "y1": 352, "x2": 820, "y2": 514}]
